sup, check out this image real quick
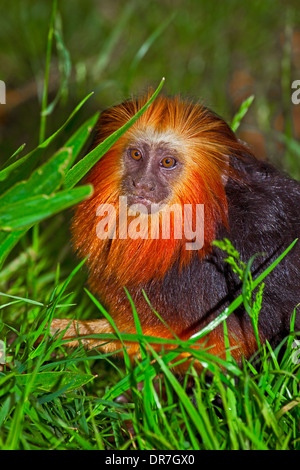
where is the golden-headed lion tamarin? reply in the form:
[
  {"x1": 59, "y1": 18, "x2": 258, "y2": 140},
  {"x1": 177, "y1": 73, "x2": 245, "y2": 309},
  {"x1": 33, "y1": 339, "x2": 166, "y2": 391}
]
[{"x1": 51, "y1": 92, "x2": 300, "y2": 373}]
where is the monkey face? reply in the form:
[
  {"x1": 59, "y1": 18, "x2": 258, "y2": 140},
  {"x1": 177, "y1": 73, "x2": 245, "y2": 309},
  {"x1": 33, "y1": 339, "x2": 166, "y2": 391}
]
[{"x1": 121, "y1": 139, "x2": 183, "y2": 211}]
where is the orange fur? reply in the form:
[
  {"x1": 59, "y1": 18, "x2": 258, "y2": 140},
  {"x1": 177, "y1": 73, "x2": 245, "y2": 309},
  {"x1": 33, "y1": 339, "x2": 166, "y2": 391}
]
[
  {"x1": 71, "y1": 93, "x2": 244, "y2": 288},
  {"x1": 50, "y1": 92, "x2": 260, "y2": 370}
]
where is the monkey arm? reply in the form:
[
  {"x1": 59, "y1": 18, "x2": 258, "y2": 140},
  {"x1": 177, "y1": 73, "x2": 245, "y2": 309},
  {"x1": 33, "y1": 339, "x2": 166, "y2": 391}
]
[{"x1": 50, "y1": 318, "x2": 121, "y2": 353}]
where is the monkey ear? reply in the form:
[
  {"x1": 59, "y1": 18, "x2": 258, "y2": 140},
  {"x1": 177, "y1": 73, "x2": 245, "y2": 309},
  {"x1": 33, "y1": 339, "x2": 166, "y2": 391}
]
[
  {"x1": 221, "y1": 138, "x2": 252, "y2": 186},
  {"x1": 238, "y1": 138, "x2": 251, "y2": 149}
]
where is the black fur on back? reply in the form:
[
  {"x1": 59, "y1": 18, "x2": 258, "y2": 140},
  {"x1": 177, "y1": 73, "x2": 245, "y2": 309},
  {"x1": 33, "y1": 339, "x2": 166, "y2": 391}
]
[{"x1": 149, "y1": 152, "x2": 300, "y2": 346}]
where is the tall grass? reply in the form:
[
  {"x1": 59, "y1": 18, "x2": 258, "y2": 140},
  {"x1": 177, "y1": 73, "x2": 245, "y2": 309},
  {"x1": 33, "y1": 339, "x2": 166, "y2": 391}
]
[
  {"x1": 0, "y1": 243, "x2": 299, "y2": 450},
  {"x1": 0, "y1": 1, "x2": 299, "y2": 451}
]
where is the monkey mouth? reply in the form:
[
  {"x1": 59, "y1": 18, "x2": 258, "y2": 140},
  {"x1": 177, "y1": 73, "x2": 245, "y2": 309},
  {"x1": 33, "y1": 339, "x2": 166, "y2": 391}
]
[{"x1": 127, "y1": 194, "x2": 162, "y2": 212}]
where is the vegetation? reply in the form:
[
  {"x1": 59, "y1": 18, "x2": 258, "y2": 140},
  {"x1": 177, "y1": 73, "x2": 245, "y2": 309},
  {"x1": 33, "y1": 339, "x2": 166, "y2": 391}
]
[{"x1": 0, "y1": 0, "x2": 299, "y2": 450}]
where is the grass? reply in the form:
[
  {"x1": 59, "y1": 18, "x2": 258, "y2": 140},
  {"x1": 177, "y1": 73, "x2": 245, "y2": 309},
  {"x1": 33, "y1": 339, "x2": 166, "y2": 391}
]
[
  {"x1": 0, "y1": 1, "x2": 300, "y2": 451},
  {"x1": 0, "y1": 248, "x2": 299, "y2": 450}
]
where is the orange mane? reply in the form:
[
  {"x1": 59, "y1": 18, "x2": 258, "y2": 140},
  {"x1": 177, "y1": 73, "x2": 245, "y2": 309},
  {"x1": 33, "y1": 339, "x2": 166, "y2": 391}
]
[{"x1": 71, "y1": 92, "x2": 245, "y2": 290}]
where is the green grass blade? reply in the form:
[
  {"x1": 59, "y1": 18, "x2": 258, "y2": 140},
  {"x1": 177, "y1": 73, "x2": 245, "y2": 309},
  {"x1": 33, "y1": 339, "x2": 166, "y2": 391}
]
[
  {"x1": 190, "y1": 238, "x2": 298, "y2": 342},
  {"x1": 147, "y1": 344, "x2": 219, "y2": 449},
  {"x1": 84, "y1": 289, "x2": 132, "y2": 372},
  {"x1": 0, "y1": 114, "x2": 99, "y2": 205},
  {"x1": 0, "y1": 292, "x2": 44, "y2": 306},
  {"x1": 276, "y1": 132, "x2": 300, "y2": 179},
  {"x1": 0, "y1": 230, "x2": 27, "y2": 269},
  {"x1": 39, "y1": 0, "x2": 58, "y2": 144},
  {"x1": 0, "y1": 92, "x2": 93, "y2": 191},
  {"x1": 0, "y1": 148, "x2": 72, "y2": 204},
  {"x1": 124, "y1": 287, "x2": 147, "y2": 360},
  {"x1": 0, "y1": 185, "x2": 92, "y2": 230},
  {"x1": 93, "y1": 4, "x2": 133, "y2": 77},
  {"x1": 63, "y1": 112, "x2": 100, "y2": 170},
  {"x1": 0, "y1": 143, "x2": 27, "y2": 169},
  {"x1": 41, "y1": 27, "x2": 72, "y2": 117},
  {"x1": 0, "y1": 110, "x2": 97, "y2": 267},
  {"x1": 125, "y1": 14, "x2": 175, "y2": 92},
  {"x1": 14, "y1": 371, "x2": 94, "y2": 396},
  {"x1": 231, "y1": 94, "x2": 254, "y2": 132}
]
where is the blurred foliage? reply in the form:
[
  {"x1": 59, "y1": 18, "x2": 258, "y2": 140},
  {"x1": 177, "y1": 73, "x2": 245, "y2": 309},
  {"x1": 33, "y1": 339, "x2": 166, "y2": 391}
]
[{"x1": 0, "y1": 0, "x2": 299, "y2": 171}]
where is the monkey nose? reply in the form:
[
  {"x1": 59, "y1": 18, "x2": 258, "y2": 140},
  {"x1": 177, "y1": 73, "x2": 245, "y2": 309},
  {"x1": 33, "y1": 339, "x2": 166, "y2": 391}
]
[{"x1": 132, "y1": 179, "x2": 155, "y2": 193}]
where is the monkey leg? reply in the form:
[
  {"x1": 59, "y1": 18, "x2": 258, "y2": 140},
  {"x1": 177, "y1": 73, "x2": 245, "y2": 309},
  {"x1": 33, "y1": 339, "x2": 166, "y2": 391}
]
[{"x1": 49, "y1": 318, "x2": 122, "y2": 353}]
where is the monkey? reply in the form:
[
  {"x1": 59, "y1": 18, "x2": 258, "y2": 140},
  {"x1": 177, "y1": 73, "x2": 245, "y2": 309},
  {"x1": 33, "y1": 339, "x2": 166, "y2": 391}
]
[{"x1": 50, "y1": 91, "x2": 300, "y2": 374}]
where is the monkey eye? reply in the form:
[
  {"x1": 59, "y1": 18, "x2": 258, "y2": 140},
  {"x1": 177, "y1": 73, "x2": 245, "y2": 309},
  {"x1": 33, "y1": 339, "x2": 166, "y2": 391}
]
[
  {"x1": 129, "y1": 149, "x2": 142, "y2": 161},
  {"x1": 160, "y1": 156, "x2": 177, "y2": 169}
]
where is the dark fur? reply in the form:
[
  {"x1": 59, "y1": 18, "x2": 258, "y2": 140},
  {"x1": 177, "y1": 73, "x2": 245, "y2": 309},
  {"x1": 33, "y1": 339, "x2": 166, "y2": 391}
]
[{"x1": 147, "y1": 152, "x2": 300, "y2": 346}]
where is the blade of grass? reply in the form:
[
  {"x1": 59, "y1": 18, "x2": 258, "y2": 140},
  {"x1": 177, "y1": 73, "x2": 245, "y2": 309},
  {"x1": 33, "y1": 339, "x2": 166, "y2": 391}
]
[
  {"x1": 42, "y1": 26, "x2": 72, "y2": 116},
  {"x1": 0, "y1": 92, "x2": 93, "y2": 189},
  {"x1": 125, "y1": 13, "x2": 175, "y2": 93},
  {"x1": 14, "y1": 371, "x2": 94, "y2": 397},
  {"x1": 231, "y1": 95, "x2": 254, "y2": 132},
  {"x1": 84, "y1": 289, "x2": 132, "y2": 373},
  {"x1": 124, "y1": 287, "x2": 147, "y2": 360},
  {"x1": 0, "y1": 109, "x2": 97, "y2": 267},
  {"x1": 39, "y1": 0, "x2": 58, "y2": 144},
  {"x1": 147, "y1": 344, "x2": 220, "y2": 450},
  {"x1": 0, "y1": 113, "x2": 99, "y2": 205},
  {"x1": 93, "y1": 3, "x2": 133, "y2": 78},
  {"x1": 0, "y1": 148, "x2": 72, "y2": 204},
  {"x1": 1, "y1": 143, "x2": 27, "y2": 168},
  {"x1": 0, "y1": 185, "x2": 93, "y2": 230},
  {"x1": 0, "y1": 292, "x2": 44, "y2": 307},
  {"x1": 190, "y1": 239, "x2": 298, "y2": 342},
  {"x1": 63, "y1": 112, "x2": 100, "y2": 170}
]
